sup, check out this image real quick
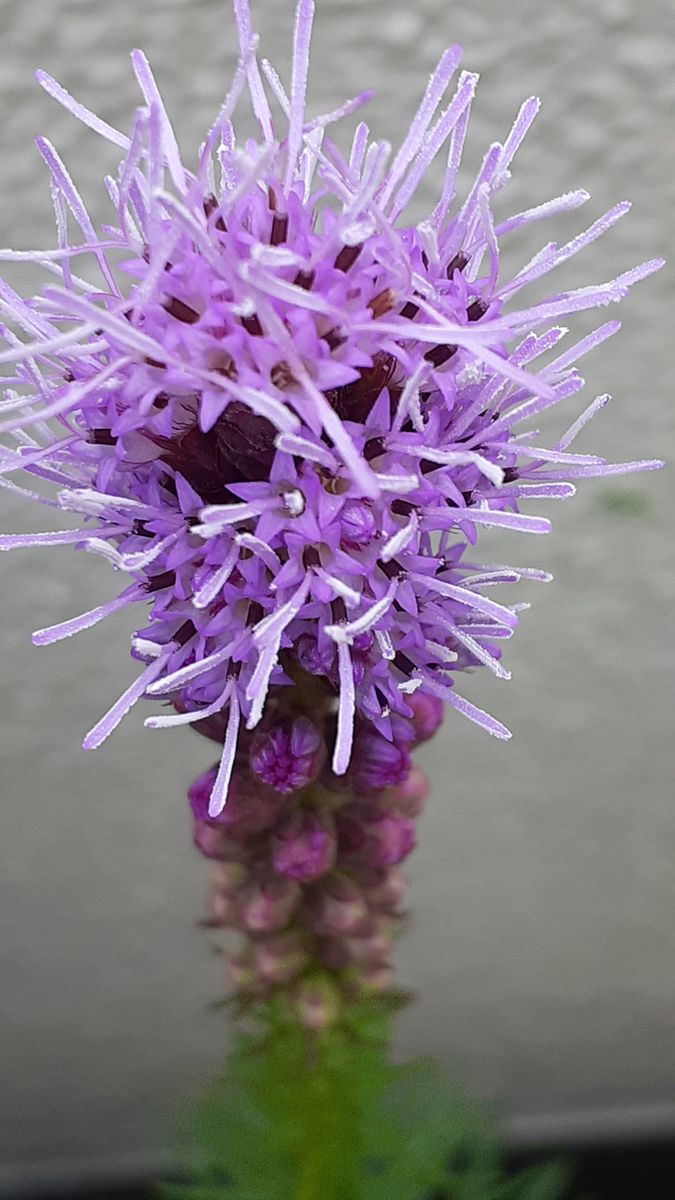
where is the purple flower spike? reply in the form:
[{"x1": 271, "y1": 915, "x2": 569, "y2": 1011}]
[
  {"x1": 272, "y1": 808, "x2": 337, "y2": 882},
  {"x1": 251, "y1": 716, "x2": 324, "y2": 795},
  {"x1": 0, "y1": 0, "x2": 662, "y2": 816},
  {"x1": 351, "y1": 728, "x2": 411, "y2": 793}
]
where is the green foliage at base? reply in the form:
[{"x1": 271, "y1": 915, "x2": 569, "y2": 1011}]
[{"x1": 164, "y1": 998, "x2": 568, "y2": 1200}]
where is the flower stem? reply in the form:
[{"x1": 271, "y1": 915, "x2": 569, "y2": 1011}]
[{"x1": 293, "y1": 1145, "x2": 328, "y2": 1200}]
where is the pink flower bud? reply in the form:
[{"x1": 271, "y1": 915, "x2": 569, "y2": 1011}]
[
  {"x1": 253, "y1": 930, "x2": 308, "y2": 984},
  {"x1": 364, "y1": 867, "x2": 407, "y2": 911},
  {"x1": 390, "y1": 764, "x2": 429, "y2": 818},
  {"x1": 271, "y1": 808, "x2": 337, "y2": 882},
  {"x1": 337, "y1": 805, "x2": 416, "y2": 868},
  {"x1": 211, "y1": 861, "x2": 248, "y2": 893},
  {"x1": 206, "y1": 883, "x2": 238, "y2": 928},
  {"x1": 358, "y1": 964, "x2": 395, "y2": 994},
  {"x1": 251, "y1": 715, "x2": 325, "y2": 794},
  {"x1": 237, "y1": 878, "x2": 300, "y2": 933},
  {"x1": 408, "y1": 691, "x2": 444, "y2": 744},
  {"x1": 192, "y1": 820, "x2": 234, "y2": 861},
  {"x1": 226, "y1": 950, "x2": 257, "y2": 992},
  {"x1": 307, "y1": 872, "x2": 368, "y2": 936},
  {"x1": 294, "y1": 977, "x2": 340, "y2": 1030},
  {"x1": 346, "y1": 925, "x2": 390, "y2": 965}
]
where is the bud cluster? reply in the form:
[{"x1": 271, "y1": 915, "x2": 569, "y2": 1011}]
[{"x1": 189, "y1": 691, "x2": 441, "y2": 1027}]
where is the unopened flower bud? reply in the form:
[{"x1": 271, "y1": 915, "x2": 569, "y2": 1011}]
[
  {"x1": 251, "y1": 715, "x2": 324, "y2": 795},
  {"x1": 390, "y1": 764, "x2": 429, "y2": 818},
  {"x1": 357, "y1": 964, "x2": 395, "y2": 994},
  {"x1": 188, "y1": 766, "x2": 219, "y2": 822},
  {"x1": 408, "y1": 691, "x2": 444, "y2": 744},
  {"x1": 237, "y1": 878, "x2": 300, "y2": 933},
  {"x1": 253, "y1": 930, "x2": 308, "y2": 984},
  {"x1": 294, "y1": 976, "x2": 340, "y2": 1030},
  {"x1": 295, "y1": 635, "x2": 335, "y2": 678},
  {"x1": 206, "y1": 883, "x2": 238, "y2": 928},
  {"x1": 350, "y1": 728, "x2": 411, "y2": 793},
  {"x1": 192, "y1": 820, "x2": 233, "y2": 861},
  {"x1": 346, "y1": 923, "x2": 390, "y2": 965},
  {"x1": 339, "y1": 499, "x2": 377, "y2": 549},
  {"x1": 364, "y1": 866, "x2": 407, "y2": 911},
  {"x1": 211, "y1": 861, "x2": 248, "y2": 893},
  {"x1": 338, "y1": 805, "x2": 416, "y2": 868},
  {"x1": 308, "y1": 872, "x2": 368, "y2": 936},
  {"x1": 272, "y1": 808, "x2": 337, "y2": 882},
  {"x1": 189, "y1": 765, "x2": 284, "y2": 836},
  {"x1": 226, "y1": 949, "x2": 257, "y2": 992}
]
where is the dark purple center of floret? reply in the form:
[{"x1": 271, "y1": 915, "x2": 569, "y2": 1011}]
[
  {"x1": 146, "y1": 352, "x2": 405, "y2": 503},
  {"x1": 324, "y1": 351, "x2": 400, "y2": 425},
  {"x1": 150, "y1": 402, "x2": 277, "y2": 502}
]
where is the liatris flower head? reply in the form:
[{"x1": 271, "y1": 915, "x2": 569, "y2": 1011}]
[{"x1": 0, "y1": 0, "x2": 663, "y2": 822}]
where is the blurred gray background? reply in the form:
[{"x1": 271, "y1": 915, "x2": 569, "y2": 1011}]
[{"x1": 0, "y1": 0, "x2": 673, "y2": 1188}]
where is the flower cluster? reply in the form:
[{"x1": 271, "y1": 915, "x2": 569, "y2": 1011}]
[
  {"x1": 0, "y1": 0, "x2": 662, "y2": 815},
  {"x1": 190, "y1": 695, "x2": 439, "y2": 1021}
]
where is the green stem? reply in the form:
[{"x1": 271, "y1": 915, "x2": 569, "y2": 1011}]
[
  {"x1": 293, "y1": 1144, "x2": 329, "y2": 1200},
  {"x1": 291, "y1": 1032, "x2": 361, "y2": 1200}
]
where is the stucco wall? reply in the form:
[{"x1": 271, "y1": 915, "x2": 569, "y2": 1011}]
[{"x1": 0, "y1": 0, "x2": 673, "y2": 1186}]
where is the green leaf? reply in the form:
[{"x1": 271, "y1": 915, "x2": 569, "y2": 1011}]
[{"x1": 167, "y1": 997, "x2": 569, "y2": 1200}]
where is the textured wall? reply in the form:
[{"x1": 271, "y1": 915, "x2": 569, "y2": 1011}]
[{"x1": 1, "y1": 0, "x2": 673, "y2": 1186}]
